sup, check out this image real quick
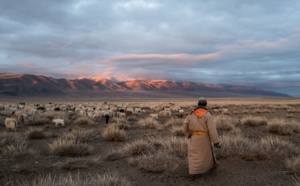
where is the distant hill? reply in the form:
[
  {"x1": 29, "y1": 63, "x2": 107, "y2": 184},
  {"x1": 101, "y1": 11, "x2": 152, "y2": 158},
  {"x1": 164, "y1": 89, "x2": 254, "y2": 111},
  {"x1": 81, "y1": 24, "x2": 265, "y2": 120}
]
[{"x1": 0, "y1": 73, "x2": 291, "y2": 98}]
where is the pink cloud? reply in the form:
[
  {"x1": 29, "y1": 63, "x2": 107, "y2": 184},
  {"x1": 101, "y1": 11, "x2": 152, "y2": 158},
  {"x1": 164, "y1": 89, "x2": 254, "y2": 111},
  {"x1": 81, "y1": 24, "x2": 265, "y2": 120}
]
[
  {"x1": 104, "y1": 52, "x2": 221, "y2": 64},
  {"x1": 17, "y1": 62, "x2": 37, "y2": 67}
]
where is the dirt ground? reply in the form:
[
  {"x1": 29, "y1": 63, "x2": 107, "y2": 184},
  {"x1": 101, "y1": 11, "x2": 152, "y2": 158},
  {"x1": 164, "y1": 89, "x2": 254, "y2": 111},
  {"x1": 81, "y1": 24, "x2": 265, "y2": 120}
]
[{"x1": 0, "y1": 98, "x2": 299, "y2": 186}]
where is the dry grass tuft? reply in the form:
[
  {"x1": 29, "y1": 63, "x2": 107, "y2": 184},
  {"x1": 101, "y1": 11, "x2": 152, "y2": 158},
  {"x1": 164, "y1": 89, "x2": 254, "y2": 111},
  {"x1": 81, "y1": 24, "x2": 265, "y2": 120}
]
[
  {"x1": 285, "y1": 156, "x2": 300, "y2": 174},
  {"x1": 49, "y1": 139, "x2": 93, "y2": 157},
  {"x1": 267, "y1": 118, "x2": 295, "y2": 135},
  {"x1": 170, "y1": 125, "x2": 185, "y2": 136},
  {"x1": 137, "y1": 117, "x2": 160, "y2": 129},
  {"x1": 27, "y1": 127, "x2": 46, "y2": 139},
  {"x1": 240, "y1": 116, "x2": 267, "y2": 126},
  {"x1": 218, "y1": 133, "x2": 269, "y2": 161},
  {"x1": 128, "y1": 152, "x2": 179, "y2": 173},
  {"x1": 165, "y1": 118, "x2": 184, "y2": 127},
  {"x1": 260, "y1": 136, "x2": 299, "y2": 156},
  {"x1": 0, "y1": 132, "x2": 24, "y2": 147},
  {"x1": 148, "y1": 136, "x2": 188, "y2": 158},
  {"x1": 0, "y1": 141, "x2": 37, "y2": 158},
  {"x1": 122, "y1": 139, "x2": 154, "y2": 156},
  {"x1": 102, "y1": 125, "x2": 126, "y2": 142},
  {"x1": 65, "y1": 129, "x2": 99, "y2": 143},
  {"x1": 14, "y1": 172, "x2": 132, "y2": 186},
  {"x1": 214, "y1": 115, "x2": 238, "y2": 131}
]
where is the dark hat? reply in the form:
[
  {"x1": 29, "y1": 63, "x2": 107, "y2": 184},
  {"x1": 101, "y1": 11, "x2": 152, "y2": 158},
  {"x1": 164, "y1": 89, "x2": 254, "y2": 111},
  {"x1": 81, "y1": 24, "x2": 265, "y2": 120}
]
[{"x1": 198, "y1": 97, "x2": 207, "y2": 106}]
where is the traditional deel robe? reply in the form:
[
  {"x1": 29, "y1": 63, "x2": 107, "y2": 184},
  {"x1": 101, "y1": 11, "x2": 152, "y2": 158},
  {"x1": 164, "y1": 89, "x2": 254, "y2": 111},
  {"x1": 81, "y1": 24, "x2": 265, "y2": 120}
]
[{"x1": 183, "y1": 107, "x2": 219, "y2": 175}]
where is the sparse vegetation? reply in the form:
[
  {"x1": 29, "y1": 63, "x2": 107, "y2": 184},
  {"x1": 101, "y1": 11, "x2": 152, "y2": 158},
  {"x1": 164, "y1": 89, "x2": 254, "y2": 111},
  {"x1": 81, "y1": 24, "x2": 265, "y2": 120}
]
[
  {"x1": 214, "y1": 115, "x2": 238, "y2": 131},
  {"x1": 137, "y1": 117, "x2": 160, "y2": 129},
  {"x1": 14, "y1": 172, "x2": 132, "y2": 186},
  {"x1": 49, "y1": 138, "x2": 93, "y2": 157},
  {"x1": 102, "y1": 125, "x2": 126, "y2": 142},
  {"x1": 267, "y1": 118, "x2": 294, "y2": 135},
  {"x1": 241, "y1": 116, "x2": 267, "y2": 126},
  {"x1": 0, "y1": 100, "x2": 299, "y2": 185},
  {"x1": 285, "y1": 156, "x2": 300, "y2": 174}
]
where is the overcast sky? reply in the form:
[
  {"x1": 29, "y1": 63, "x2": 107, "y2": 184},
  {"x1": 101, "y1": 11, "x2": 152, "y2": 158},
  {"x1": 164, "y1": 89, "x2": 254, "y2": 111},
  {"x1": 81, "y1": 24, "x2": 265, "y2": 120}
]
[{"x1": 0, "y1": 0, "x2": 300, "y2": 96}]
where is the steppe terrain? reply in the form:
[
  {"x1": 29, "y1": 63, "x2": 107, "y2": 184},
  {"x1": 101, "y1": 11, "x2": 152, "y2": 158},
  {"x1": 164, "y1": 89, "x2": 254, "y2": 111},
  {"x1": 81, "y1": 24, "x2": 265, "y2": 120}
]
[{"x1": 0, "y1": 98, "x2": 299, "y2": 186}]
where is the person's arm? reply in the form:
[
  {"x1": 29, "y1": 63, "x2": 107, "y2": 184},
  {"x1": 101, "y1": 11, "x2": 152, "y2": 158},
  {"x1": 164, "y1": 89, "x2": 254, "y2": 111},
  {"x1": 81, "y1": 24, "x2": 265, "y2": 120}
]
[
  {"x1": 183, "y1": 115, "x2": 191, "y2": 138},
  {"x1": 206, "y1": 113, "x2": 220, "y2": 147}
]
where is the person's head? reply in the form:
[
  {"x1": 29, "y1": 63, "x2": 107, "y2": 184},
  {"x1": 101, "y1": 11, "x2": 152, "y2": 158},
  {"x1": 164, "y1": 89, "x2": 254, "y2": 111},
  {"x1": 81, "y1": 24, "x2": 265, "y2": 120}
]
[{"x1": 198, "y1": 97, "x2": 207, "y2": 107}]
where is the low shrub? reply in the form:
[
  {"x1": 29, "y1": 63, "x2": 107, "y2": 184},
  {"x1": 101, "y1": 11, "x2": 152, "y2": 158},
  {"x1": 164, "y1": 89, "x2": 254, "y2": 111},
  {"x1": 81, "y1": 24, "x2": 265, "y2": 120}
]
[{"x1": 53, "y1": 157, "x2": 101, "y2": 170}]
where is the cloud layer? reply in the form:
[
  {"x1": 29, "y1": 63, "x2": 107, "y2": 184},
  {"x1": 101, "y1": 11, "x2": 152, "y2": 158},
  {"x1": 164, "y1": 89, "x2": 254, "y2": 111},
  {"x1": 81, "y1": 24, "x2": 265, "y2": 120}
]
[{"x1": 1, "y1": 0, "x2": 300, "y2": 96}]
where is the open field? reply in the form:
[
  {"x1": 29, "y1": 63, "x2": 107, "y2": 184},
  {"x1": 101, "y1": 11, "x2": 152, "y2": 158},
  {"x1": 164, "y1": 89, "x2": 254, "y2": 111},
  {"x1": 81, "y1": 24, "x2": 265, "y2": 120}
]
[{"x1": 0, "y1": 98, "x2": 299, "y2": 185}]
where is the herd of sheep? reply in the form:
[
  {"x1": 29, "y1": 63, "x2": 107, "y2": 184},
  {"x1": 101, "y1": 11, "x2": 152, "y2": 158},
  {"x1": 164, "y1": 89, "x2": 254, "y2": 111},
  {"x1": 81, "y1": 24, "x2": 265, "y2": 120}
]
[{"x1": 1, "y1": 101, "x2": 189, "y2": 132}]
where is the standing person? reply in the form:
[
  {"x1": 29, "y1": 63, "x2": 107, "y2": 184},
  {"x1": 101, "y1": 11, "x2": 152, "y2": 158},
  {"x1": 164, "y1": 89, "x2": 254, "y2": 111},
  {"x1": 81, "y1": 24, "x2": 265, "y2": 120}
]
[
  {"x1": 104, "y1": 113, "x2": 110, "y2": 125},
  {"x1": 183, "y1": 97, "x2": 221, "y2": 180}
]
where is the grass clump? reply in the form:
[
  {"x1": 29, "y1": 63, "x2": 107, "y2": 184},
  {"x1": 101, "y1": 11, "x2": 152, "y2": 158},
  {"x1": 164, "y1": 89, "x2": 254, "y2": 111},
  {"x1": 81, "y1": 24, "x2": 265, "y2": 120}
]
[
  {"x1": 170, "y1": 125, "x2": 185, "y2": 136},
  {"x1": 137, "y1": 117, "x2": 160, "y2": 129},
  {"x1": 240, "y1": 116, "x2": 267, "y2": 126},
  {"x1": 285, "y1": 156, "x2": 300, "y2": 174},
  {"x1": 218, "y1": 133, "x2": 269, "y2": 161},
  {"x1": 65, "y1": 129, "x2": 99, "y2": 143},
  {"x1": 49, "y1": 139, "x2": 93, "y2": 157},
  {"x1": 267, "y1": 118, "x2": 294, "y2": 135},
  {"x1": 0, "y1": 141, "x2": 37, "y2": 158},
  {"x1": 128, "y1": 152, "x2": 179, "y2": 173},
  {"x1": 102, "y1": 125, "x2": 126, "y2": 142},
  {"x1": 214, "y1": 115, "x2": 238, "y2": 131},
  {"x1": 165, "y1": 118, "x2": 184, "y2": 127},
  {"x1": 260, "y1": 136, "x2": 299, "y2": 156}
]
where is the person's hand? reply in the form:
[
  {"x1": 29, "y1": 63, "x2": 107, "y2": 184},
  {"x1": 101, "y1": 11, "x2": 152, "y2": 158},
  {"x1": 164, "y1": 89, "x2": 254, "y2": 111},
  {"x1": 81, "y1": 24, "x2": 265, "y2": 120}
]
[{"x1": 214, "y1": 142, "x2": 221, "y2": 148}]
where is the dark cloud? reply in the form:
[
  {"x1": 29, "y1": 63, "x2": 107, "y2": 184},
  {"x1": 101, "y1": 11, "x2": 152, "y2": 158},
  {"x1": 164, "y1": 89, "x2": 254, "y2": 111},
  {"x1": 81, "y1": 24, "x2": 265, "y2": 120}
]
[{"x1": 0, "y1": 0, "x2": 300, "y2": 96}]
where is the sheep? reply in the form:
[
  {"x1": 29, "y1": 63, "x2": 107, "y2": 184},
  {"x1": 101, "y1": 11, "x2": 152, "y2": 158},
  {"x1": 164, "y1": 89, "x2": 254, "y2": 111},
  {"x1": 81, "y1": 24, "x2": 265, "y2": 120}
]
[
  {"x1": 5, "y1": 118, "x2": 18, "y2": 132},
  {"x1": 12, "y1": 111, "x2": 25, "y2": 126},
  {"x1": 52, "y1": 119, "x2": 65, "y2": 127},
  {"x1": 149, "y1": 113, "x2": 158, "y2": 119}
]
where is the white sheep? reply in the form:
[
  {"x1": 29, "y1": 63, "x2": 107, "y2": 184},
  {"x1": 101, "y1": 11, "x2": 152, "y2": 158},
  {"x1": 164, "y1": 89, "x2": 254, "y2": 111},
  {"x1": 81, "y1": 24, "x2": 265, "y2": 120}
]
[
  {"x1": 5, "y1": 118, "x2": 18, "y2": 132},
  {"x1": 52, "y1": 119, "x2": 65, "y2": 127},
  {"x1": 149, "y1": 113, "x2": 158, "y2": 119}
]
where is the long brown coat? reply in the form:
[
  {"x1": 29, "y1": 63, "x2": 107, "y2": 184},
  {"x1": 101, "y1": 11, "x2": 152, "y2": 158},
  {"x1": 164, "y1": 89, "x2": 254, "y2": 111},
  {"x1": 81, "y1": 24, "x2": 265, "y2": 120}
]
[{"x1": 184, "y1": 109, "x2": 219, "y2": 175}]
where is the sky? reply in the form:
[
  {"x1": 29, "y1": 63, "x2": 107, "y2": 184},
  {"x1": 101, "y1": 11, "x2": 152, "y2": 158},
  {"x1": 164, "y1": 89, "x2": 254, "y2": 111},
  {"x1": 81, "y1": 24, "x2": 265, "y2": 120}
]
[{"x1": 0, "y1": 0, "x2": 300, "y2": 96}]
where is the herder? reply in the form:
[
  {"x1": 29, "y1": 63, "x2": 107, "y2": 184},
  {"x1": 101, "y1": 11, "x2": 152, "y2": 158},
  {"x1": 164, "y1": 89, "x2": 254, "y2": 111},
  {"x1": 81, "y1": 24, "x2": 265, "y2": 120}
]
[{"x1": 183, "y1": 97, "x2": 221, "y2": 180}]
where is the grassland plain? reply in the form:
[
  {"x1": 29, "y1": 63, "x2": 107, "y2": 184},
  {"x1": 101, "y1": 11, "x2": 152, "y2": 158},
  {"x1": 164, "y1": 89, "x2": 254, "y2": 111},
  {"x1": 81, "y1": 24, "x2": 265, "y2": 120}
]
[{"x1": 0, "y1": 98, "x2": 299, "y2": 185}]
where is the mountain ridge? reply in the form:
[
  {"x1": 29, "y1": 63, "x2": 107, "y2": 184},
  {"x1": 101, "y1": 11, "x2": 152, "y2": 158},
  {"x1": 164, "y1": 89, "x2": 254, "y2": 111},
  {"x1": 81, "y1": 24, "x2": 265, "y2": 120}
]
[{"x1": 0, "y1": 73, "x2": 291, "y2": 98}]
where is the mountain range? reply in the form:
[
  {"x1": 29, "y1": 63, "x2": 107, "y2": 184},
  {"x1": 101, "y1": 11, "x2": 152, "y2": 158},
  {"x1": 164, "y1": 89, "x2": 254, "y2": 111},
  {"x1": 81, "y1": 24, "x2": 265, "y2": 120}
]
[{"x1": 0, "y1": 73, "x2": 290, "y2": 98}]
